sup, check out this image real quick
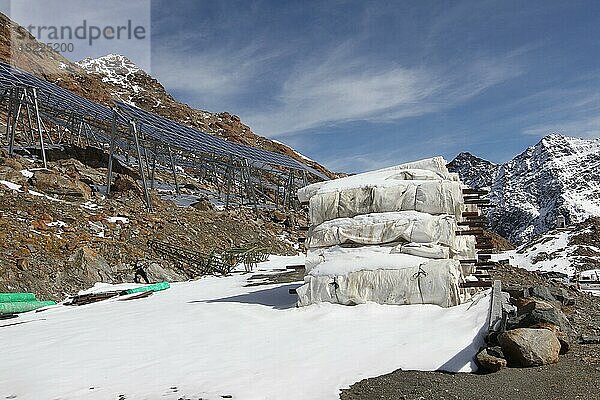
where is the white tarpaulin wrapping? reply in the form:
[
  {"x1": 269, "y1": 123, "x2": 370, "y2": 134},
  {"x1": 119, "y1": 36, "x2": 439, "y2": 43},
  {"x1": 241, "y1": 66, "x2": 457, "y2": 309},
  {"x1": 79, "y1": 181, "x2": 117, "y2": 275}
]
[
  {"x1": 296, "y1": 156, "x2": 475, "y2": 308},
  {"x1": 296, "y1": 258, "x2": 464, "y2": 307},
  {"x1": 307, "y1": 211, "x2": 456, "y2": 249},
  {"x1": 297, "y1": 156, "x2": 452, "y2": 203},
  {"x1": 391, "y1": 242, "x2": 450, "y2": 259},
  {"x1": 308, "y1": 180, "x2": 463, "y2": 225},
  {"x1": 451, "y1": 235, "x2": 477, "y2": 260},
  {"x1": 305, "y1": 245, "x2": 429, "y2": 275}
]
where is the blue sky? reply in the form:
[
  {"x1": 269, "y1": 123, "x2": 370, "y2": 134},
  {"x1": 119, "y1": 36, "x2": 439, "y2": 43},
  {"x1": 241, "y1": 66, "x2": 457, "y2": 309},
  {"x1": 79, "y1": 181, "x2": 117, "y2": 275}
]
[{"x1": 5, "y1": 1, "x2": 600, "y2": 172}]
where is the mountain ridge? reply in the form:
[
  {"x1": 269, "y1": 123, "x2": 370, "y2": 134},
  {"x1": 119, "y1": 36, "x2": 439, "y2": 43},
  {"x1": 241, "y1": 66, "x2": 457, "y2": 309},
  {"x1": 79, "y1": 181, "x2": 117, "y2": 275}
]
[{"x1": 449, "y1": 133, "x2": 600, "y2": 244}]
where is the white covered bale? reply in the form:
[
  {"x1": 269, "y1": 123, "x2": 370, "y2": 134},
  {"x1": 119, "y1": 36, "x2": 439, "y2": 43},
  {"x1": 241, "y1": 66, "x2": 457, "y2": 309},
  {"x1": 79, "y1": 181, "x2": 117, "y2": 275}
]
[
  {"x1": 391, "y1": 242, "x2": 450, "y2": 259},
  {"x1": 296, "y1": 256, "x2": 464, "y2": 308},
  {"x1": 297, "y1": 156, "x2": 452, "y2": 203},
  {"x1": 307, "y1": 211, "x2": 456, "y2": 249},
  {"x1": 451, "y1": 235, "x2": 477, "y2": 260},
  {"x1": 308, "y1": 180, "x2": 463, "y2": 225}
]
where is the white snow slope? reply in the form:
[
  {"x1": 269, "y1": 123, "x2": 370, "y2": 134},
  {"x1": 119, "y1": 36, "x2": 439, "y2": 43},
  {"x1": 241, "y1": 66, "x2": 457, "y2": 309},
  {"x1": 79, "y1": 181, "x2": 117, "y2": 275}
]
[{"x1": 0, "y1": 256, "x2": 490, "y2": 400}]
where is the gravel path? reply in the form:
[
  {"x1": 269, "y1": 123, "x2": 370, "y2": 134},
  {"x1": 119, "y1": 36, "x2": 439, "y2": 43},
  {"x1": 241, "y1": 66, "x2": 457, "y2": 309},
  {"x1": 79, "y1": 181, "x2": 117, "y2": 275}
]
[{"x1": 340, "y1": 344, "x2": 600, "y2": 400}]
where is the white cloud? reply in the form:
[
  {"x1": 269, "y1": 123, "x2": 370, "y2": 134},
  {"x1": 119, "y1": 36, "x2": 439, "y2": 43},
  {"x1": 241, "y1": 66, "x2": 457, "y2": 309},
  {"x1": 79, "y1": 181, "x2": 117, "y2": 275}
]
[
  {"x1": 520, "y1": 89, "x2": 600, "y2": 138},
  {"x1": 243, "y1": 48, "x2": 522, "y2": 136}
]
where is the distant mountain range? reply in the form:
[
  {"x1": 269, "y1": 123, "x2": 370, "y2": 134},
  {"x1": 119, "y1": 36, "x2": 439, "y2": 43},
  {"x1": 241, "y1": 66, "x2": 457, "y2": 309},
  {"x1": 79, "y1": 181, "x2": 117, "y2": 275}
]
[{"x1": 449, "y1": 134, "x2": 600, "y2": 244}]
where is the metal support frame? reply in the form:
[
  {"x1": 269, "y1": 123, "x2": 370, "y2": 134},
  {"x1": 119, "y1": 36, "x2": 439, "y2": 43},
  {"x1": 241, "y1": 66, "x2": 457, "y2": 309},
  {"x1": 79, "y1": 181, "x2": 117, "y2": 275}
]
[
  {"x1": 130, "y1": 120, "x2": 152, "y2": 211},
  {"x1": 0, "y1": 64, "x2": 324, "y2": 212},
  {"x1": 167, "y1": 145, "x2": 180, "y2": 195},
  {"x1": 106, "y1": 110, "x2": 118, "y2": 196}
]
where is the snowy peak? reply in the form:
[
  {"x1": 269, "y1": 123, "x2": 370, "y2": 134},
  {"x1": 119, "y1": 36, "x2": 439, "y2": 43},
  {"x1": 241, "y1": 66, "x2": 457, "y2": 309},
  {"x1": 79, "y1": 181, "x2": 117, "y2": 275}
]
[
  {"x1": 447, "y1": 152, "x2": 498, "y2": 190},
  {"x1": 491, "y1": 134, "x2": 600, "y2": 244},
  {"x1": 78, "y1": 54, "x2": 141, "y2": 81},
  {"x1": 77, "y1": 54, "x2": 149, "y2": 104},
  {"x1": 449, "y1": 134, "x2": 600, "y2": 245}
]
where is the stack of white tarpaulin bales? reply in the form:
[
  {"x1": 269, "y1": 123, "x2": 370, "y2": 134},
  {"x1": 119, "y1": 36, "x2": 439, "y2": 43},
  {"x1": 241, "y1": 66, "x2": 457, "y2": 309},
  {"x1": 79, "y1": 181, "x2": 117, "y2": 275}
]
[{"x1": 296, "y1": 156, "x2": 476, "y2": 308}]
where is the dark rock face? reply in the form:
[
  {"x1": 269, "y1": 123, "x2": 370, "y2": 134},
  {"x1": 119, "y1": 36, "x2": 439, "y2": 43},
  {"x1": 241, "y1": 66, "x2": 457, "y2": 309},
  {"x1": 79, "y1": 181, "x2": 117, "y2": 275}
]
[
  {"x1": 447, "y1": 152, "x2": 498, "y2": 190},
  {"x1": 449, "y1": 134, "x2": 600, "y2": 244}
]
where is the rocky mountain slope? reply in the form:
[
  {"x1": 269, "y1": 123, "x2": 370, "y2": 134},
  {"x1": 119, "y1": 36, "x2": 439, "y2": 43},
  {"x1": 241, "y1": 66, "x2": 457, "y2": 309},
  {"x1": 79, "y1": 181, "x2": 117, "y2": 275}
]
[
  {"x1": 449, "y1": 134, "x2": 600, "y2": 244},
  {"x1": 447, "y1": 152, "x2": 498, "y2": 190},
  {"x1": 0, "y1": 12, "x2": 334, "y2": 178},
  {"x1": 501, "y1": 217, "x2": 600, "y2": 278},
  {"x1": 0, "y1": 148, "x2": 304, "y2": 300}
]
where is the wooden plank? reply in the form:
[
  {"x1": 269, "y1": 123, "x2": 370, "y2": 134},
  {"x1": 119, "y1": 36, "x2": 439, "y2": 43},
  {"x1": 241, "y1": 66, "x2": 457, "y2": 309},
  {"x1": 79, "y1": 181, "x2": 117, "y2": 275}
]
[
  {"x1": 475, "y1": 261, "x2": 498, "y2": 266},
  {"x1": 489, "y1": 280, "x2": 503, "y2": 332},
  {"x1": 118, "y1": 291, "x2": 154, "y2": 301},
  {"x1": 456, "y1": 229, "x2": 483, "y2": 236},
  {"x1": 464, "y1": 215, "x2": 487, "y2": 221},
  {"x1": 463, "y1": 188, "x2": 489, "y2": 195},
  {"x1": 286, "y1": 264, "x2": 305, "y2": 270},
  {"x1": 464, "y1": 199, "x2": 492, "y2": 205},
  {"x1": 462, "y1": 211, "x2": 480, "y2": 217},
  {"x1": 460, "y1": 281, "x2": 493, "y2": 288},
  {"x1": 459, "y1": 259, "x2": 477, "y2": 264},
  {"x1": 458, "y1": 221, "x2": 486, "y2": 227}
]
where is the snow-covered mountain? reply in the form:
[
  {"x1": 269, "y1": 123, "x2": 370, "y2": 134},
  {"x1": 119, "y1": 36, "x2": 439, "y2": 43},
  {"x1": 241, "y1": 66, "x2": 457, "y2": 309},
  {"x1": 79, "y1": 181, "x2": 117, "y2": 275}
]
[
  {"x1": 449, "y1": 134, "x2": 600, "y2": 244},
  {"x1": 500, "y1": 217, "x2": 600, "y2": 277}
]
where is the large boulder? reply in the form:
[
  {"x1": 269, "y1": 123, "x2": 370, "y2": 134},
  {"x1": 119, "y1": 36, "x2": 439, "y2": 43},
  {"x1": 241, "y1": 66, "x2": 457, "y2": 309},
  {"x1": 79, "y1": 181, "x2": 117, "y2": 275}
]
[
  {"x1": 498, "y1": 328, "x2": 560, "y2": 367},
  {"x1": 60, "y1": 247, "x2": 117, "y2": 285},
  {"x1": 31, "y1": 169, "x2": 91, "y2": 199},
  {"x1": 528, "y1": 285, "x2": 556, "y2": 302}
]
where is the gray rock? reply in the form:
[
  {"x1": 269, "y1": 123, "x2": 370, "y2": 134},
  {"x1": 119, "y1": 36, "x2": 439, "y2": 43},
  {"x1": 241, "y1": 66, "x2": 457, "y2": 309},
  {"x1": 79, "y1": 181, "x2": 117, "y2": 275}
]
[
  {"x1": 529, "y1": 286, "x2": 556, "y2": 302},
  {"x1": 58, "y1": 247, "x2": 117, "y2": 287},
  {"x1": 521, "y1": 307, "x2": 573, "y2": 336},
  {"x1": 499, "y1": 328, "x2": 561, "y2": 367},
  {"x1": 145, "y1": 262, "x2": 185, "y2": 282},
  {"x1": 476, "y1": 346, "x2": 507, "y2": 373},
  {"x1": 548, "y1": 287, "x2": 576, "y2": 306},
  {"x1": 31, "y1": 169, "x2": 91, "y2": 199}
]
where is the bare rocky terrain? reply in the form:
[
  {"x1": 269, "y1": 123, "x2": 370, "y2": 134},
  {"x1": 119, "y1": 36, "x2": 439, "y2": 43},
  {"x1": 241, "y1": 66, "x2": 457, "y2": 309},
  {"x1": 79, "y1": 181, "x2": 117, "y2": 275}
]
[{"x1": 0, "y1": 147, "x2": 306, "y2": 301}]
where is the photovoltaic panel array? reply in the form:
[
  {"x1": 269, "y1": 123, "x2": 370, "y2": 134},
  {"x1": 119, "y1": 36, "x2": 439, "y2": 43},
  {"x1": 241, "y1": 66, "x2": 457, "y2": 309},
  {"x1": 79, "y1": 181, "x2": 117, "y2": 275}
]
[
  {"x1": 117, "y1": 101, "x2": 328, "y2": 178},
  {"x1": 0, "y1": 62, "x2": 116, "y2": 124},
  {"x1": 0, "y1": 61, "x2": 328, "y2": 180}
]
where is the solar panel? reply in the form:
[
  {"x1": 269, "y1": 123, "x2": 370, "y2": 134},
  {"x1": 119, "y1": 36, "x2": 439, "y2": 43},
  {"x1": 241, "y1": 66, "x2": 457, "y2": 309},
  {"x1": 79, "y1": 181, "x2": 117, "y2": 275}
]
[
  {"x1": 0, "y1": 61, "x2": 328, "y2": 180},
  {"x1": 0, "y1": 62, "x2": 116, "y2": 124},
  {"x1": 116, "y1": 101, "x2": 328, "y2": 178}
]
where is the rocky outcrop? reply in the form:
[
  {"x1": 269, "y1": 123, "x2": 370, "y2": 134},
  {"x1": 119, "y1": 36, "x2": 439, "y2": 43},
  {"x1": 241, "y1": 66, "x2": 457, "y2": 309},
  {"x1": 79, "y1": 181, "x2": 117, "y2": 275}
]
[
  {"x1": 447, "y1": 152, "x2": 498, "y2": 190},
  {"x1": 60, "y1": 247, "x2": 117, "y2": 285},
  {"x1": 30, "y1": 169, "x2": 92, "y2": 199}
]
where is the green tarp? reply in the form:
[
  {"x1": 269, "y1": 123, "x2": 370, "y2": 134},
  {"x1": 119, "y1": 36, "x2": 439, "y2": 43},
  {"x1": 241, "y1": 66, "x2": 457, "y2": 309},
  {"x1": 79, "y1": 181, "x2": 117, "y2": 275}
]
[
  {"x1": 0, "y1": 293, "x2": 37, "y2": 302},
  {"x1": 0, "y1": 301, "x2": 56, "y2": 314},
  {"x1": 123, "y1": 282, "x2": 170, "y2": 295}
]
